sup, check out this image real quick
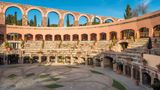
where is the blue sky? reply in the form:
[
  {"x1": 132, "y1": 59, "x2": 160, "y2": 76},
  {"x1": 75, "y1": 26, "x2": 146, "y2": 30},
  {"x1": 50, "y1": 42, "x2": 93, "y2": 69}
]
[{"x1": 2, "y1": 0, "x2": 160, "y2": 26}]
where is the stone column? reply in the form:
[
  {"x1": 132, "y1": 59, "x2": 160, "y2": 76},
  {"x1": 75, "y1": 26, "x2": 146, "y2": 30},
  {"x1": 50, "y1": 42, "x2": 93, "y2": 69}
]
[
  {"x1": 131, "y1": 65, "x2": 134, "y2": 80},
  {"x1": 93, "y1": 57, "x2": 96, "y2": 66},
  {"x1": 42, "y1": 16, "x2": 47, "y2": 27},
  {"x1": 136, "y1": 31, "x2": 140, "y2": 39},
  {"x1": 113, "y1": 63, "x2": 117, "y2": 72},
  {"x1": 97, "y1": 33, "x2": 100, "y2": 41},
  {"x1": 22, "y1": 14, "x2": 28, "y2": 26},
  {"x1": 38, "y1": 54, "x2": 42, "y2": 63},
  {"x1": 0, "y1": 12, "x2": 5, "y2": 25},
  {"x1": 101, "y1": 59, "x2": 105, "y2": 68},
  {"x1": 55, "y1": 55, "x2": 58, "y2": 63},
  {"x1": 70, "y1": 56, "x2": 74, "y2": 65},
  {"x1": 85, "y1": 57, "x2": 88, "y2": 66},
  {"x1": 150, "y1": 28, "x2": 154, "y2": 37},
  {"x1": 139, "y1": 66, "x2": 143, "y2": 85},
  {"x1": 74, "y1": 20, "x2": 79, "y2": 26},
  {"x1": 47, "y1": 55, "x2": 50, "y2": 63},
  {"x1": 123, "y1": 63, "x2": 126, "y2": 75},
  {"x1": 58, "y1": 18, "x2": 64, "y2": 27},
  {"x1": 117, "y1": 32, "x2": 121, "y2": 40},
  {"x1": 107, "y1": 33, "x2": 110, "y2": 41}
]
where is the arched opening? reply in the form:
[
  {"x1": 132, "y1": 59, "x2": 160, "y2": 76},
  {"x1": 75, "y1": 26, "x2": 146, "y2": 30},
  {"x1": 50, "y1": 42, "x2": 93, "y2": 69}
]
[
  {"x1": 90, "y1": 33, "x2": 97, "y2": 41},
  {"x1": 7, "y1": 54, "x2": 19, "y2": 64},
  {"x1": 27, "y1": 9, "x2": 42, "y2": 27},
  {"x1": 142, "y1": 72, "x2": 151, "y2": 86},
  {"x1": 23, "y1": 56, "x2": 30, "y2": 64},
  {"x1": 81, "y1": 34, "x2": 88, "y2": 41},
  {"x1": 100, "y1": 32, "x2": 106, "y2": 41},
  {"x1": 64, "y1": 14, "x2": 75, "y2": 27},
  {"x1": 92, "y1": 17, "x2": 100, "y2": 25},
  {"x1": 45, "y1": 34, "x2": 52, "y2": 41},
  {"x1": 79, "y1": 16, "x2": 88, "y2": 26},
  {"x1": 133, "y1": 66, "x2": 140, "y2": 80},
  {"x1": 139, "y1": 27, "x2": 149, "y2": 38},
  {"x1": 5, "y1": 6, "x2": 22, "y2": 25},
  {"x1": 72, "y1": 34, "x2": 79, "y2": 41},
  {"x1": 0, "y1": 33, "x2": 4, "y2": 44},
  {"x1": 47, "y1": 12, "x2": 59, "y2": 27},
  {"x1": 7, "y1": 33, "x2": 22, "y2": 41},
  {"x1": 54, "y1": 35, "x2": 61, "y2": 41},
  {"x1": 153, "y1": 25, "x2": 160, "y2": 37},
  {"x1": 104, "y1": 56, "x2": 113, "y2": 68},
  {"x1": 32, "y1": 56, "x2": 39, "y2": 63},
  {"x1": 116, "y1": 62, "x2": 124, "y2": 74},
  {"x1": 104, "y1": 19, "x2": 113, "y2": 23},
  {"x1": 63, "y1": 34, "x2": 70, "y2": 41},
  {"x1": 119, "y1": 42, "x2": 128, "y2": 50},
  {"x1": 50, "y1": 56, "x2": 55, "y2": 62},
  {"x1": 41, "y1": 56, "x2": 47, "y2": 62},
  {"x1": 110, "y1": 31, "x2": 117, "y2": 40},
  {"x1": 125, "y1": 64, "x2": 131, "y2": 77},
  {"x1": 24, "y1": 34, "x2": 33, "y2": 41},
  {"x1": 121, "y1": 29, "x2": 135, "y2": 40},
  {"x1": 35, "y1": 34, "x2": 43, "y2": 41}
]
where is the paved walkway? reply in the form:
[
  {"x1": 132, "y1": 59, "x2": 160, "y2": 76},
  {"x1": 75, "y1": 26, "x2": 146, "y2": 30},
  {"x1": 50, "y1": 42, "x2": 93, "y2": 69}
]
[{"x1": 94, "y1": 67, "x2": 151, "y2": 90}]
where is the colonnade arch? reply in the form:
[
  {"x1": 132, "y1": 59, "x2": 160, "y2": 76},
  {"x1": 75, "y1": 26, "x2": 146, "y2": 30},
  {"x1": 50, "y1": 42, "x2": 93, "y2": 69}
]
[
  {"x1": 73, "y1": 34, "x2": 79, "y2": 41},
  {"x1": 92, "y1": 16, "x2": 102, "y2": 25},
  {"x1": 139, "y1": 27, "x2": 149, "y2": 38},
  {"x1": 78, "y1": 16, "x2": 88, "y2": 26},
  {"x1": 7, "y1": 33, "x2": 22, "y2": 40},
  {"x1": 35, "y1": 34, "x2": 43, "y2": 41},
  {"x1": 47, "y1": 11, "x2": 59, "y2": 27},
  {"x1": 110, "y1": 31, "x2": 117, "y2": 40},
  {"x1": 153, "y1": 25, "x2": 160, "y2": 37},
  {"x1": 24, "y1": 34, "x2": 33, "y2": 41},
  {"x1": 121, "y1": 29, "x2": 135, "y2": 39}
]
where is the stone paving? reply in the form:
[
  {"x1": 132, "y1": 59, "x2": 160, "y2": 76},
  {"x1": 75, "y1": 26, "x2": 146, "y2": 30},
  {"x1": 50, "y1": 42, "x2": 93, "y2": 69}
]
[{"x1": 0, "y1": 64, "x2": 115, "y2": 90}]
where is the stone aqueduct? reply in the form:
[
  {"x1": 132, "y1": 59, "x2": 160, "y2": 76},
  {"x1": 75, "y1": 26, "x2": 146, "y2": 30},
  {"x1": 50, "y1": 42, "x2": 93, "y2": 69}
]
[{"x1": 0, "y1": 2, "x2": 159, "y2": 41}]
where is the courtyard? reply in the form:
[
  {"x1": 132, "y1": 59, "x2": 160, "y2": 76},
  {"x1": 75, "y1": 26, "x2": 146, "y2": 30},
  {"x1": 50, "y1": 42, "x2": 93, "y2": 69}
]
[{"x1": 0, "y1": 64, "x2": 119, "y2": 90}]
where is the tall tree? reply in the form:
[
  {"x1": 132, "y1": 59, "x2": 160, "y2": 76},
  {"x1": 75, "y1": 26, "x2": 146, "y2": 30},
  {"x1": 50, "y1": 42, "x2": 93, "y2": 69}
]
[
  {"x1": 66, "y1": 14, "x2": 70, "y2": 27},
  {"x1": 33, "y1": 15, "x2": 37, "y2": 26},
  {"x1": 29, "y1": 19, "x2": 34, "y2": 26},
  {"x1": 47, "y1": 18, "x2": 50, "y2": 27},
  {"x1": 124, "y1": 4, "x2": 133, "y2": 19},
  {"x1": 14, "y1": 12, "x2": 17, "y2": 25}
]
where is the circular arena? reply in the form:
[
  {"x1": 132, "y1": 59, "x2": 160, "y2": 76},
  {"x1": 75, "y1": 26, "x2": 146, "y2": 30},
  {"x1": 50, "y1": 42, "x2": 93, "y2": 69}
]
[{"x1": 0, "y1": 1, "x2": 160, "y2": 90}]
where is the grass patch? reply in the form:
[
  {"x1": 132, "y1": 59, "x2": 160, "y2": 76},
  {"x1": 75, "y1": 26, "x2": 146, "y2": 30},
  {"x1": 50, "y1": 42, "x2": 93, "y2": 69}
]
[
  {"x1": 39, "y1": 74, "x2": 50, "y2": 78},
  {"x1": 26, "y1": 73, "x2": 35, "y2": 77},
  {"x1": 8, "y1": 74, "x2": 17, "y2": 79},
  {"x1": 66, "y1": 66, "x2": 80, "y2": 68},
  {"x1": 90, "y1": 70, "x2": 104, "y2": 75},
  {"x1": 45, "y1": 83, "x2": 64, "y2": 89},
  {"x1": 112, "y1": 79, "x2": 126, "y2": 90},
  {"x1": 43, "y1": 77, "x2": 60, "y2": 82}
]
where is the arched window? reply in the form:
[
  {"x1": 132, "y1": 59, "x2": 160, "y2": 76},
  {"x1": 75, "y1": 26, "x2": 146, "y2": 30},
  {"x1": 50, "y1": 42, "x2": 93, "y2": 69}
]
[
  {"x1": 35, "y1": 34, "x2": 43, "y2": 41},
  {"x1": 92, "y1": 17, "x2": 100, "y2": 25},
  {"x1": 24, "y1": 34, "x2": 33, "y2": 41},
  {"x1": 79, "y1": 16, "x2": 88, "y2": 26},
  {"x1": 121, "y1": 29, "x2": 135, "y2": 39},
  {"x1": 5, "y1": 6, "x2": 22, "y2": 25},
  {"x1": 100, "y1": 32, "x2": 106, "y2": 40},
  {"x1": 139, "y1": 27, "x2": 149, "y2": 38},
  {"x1": 81, "y1": 34, "x2": 88, "y2": 41},
  {"x1": 110, "y1": 32, "x2": 117, "y2": 40},
  {"x1": 47, "y1": 12, "x2": 59, "y2": 27},
  {"x1": 63, "y1": 34, "x2": 70, "y2": 41},
  {"x1": 7, "y1": 33, "x2": 22, "y2": 41},
  {"x1": 45, "y1": 34, "x2": 52, "y2": 41},
  {"x1": 54, "y1": 35, "x2": 61, "y2": 41},
  {"x1": 27, "y1": 9, "x2": 42, "y2": 27},
  {"x1": 90, "y1": 33, "x2": 97, "y2": 41},
  {"x1": 73, "y1": 34, "x2": 79, "y2": 41},
  {"x1": 104, "y1": 19, "x2": 113, "y2": 23},
  {"x1": 153, "y1": 25, "x2": 160, "y2": 37},
  {"x1": 64, "y1": 14, "x2": 75, "y2": 27}
]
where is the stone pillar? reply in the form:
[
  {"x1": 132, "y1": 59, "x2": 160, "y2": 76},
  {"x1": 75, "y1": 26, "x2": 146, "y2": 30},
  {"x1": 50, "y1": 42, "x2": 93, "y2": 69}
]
[
  {"x1": 42, "y1": 16, "x2": 47, "y2": 27},
  {"x1": 113, "y1": 63, "x2": 117, "y2": 72},
  {"x1": 151, "y1": 73, "x2": 155, "y2": 85},
  {"x1": 0, "y1": 12, "x2": 5, "y2": 25},
  {"x1": 139, "y1": 66, "x2": 143, "y2": 85},
  {"x1": 93, "y1": 57, "x2": 96, "y2": 66},
  {"x1": 58, "y1": 18, "x2": 64, "y2": 27},
  {"x1": 107, "y1": 33, "x2": 110, "y2": 41},
  {"x1": 117, "y1": 32, "x2": 121, "y2": 40},
  {"x1": 85, "y1": 57, "x2": 88, "y2": 66},
  {"x1": 47, "y1": 55, "x2": 50, "y2": 63},
  {"x1": 70, "y1": 56, "x2": 74, "y2": 65},
  {"x1": 101, "y1": 59, "x2": 105, "y2": 68},
  {"x1": 123, "y1": 63, "x2": 126, "y2": 75},
  {"x1": 136, "y1": 31, "x2": 140, "y2": 39},
  {"x1": 150, "y1": 28, "x2": 154, "y2": 37},
  {"x1": 38, "y1": 55, "x2": 42, "y2": 63},
  {"x1": 74, "y1": 20, "x2": 79, "y2": 26},
  {"x1": 97, "y1": 33, "x2": 100, "y2": 41},
  {"x1": 55, "y1": 55, "x2": 58, "y2": 63},
  {"x1": 22, "y1": 14, "x2": 28, "y2": 26},
  {"x1": 131, "y1": 65, "x2": 134, "y2": 80}
]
